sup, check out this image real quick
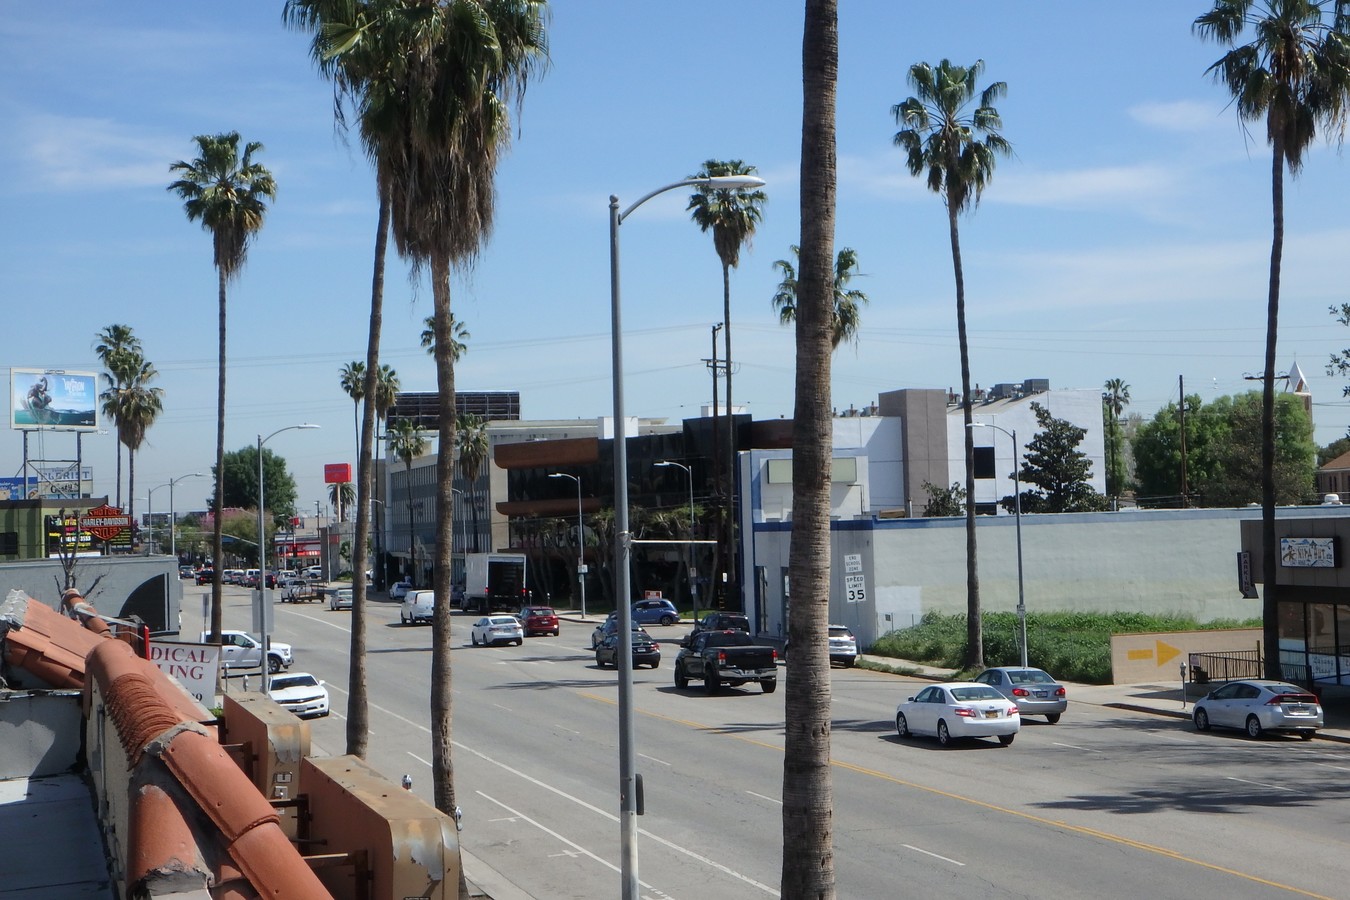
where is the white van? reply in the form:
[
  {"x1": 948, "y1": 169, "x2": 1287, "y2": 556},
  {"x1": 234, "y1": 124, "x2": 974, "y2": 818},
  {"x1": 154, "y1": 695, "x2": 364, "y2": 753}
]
[{"x1": 400, "y1": 590, "x2": 435, "y2": 626}]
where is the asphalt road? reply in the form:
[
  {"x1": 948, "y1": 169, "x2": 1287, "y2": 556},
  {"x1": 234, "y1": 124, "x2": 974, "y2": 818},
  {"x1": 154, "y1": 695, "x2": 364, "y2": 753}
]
[{"x1": 205, "y1": 584, "x2": 1350, "y2": 899}]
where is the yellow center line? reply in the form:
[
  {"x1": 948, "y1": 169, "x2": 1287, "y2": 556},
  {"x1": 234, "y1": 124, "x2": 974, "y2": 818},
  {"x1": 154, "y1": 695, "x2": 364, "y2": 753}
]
[{"x1": 578, "y1": 692, "x2": 1331, "y2": 899}]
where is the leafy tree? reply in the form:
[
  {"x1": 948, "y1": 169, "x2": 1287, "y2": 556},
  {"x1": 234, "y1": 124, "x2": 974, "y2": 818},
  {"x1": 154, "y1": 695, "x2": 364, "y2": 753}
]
[
  {"x1": 1195, "y1": 0, "x2": 1350, "y2": 680},
  {"x1": 922, "y1": 481, "x2": 967, "y2": 517},
  {"x1": 1133, "y1": 391, "x2": 1313, "y2": 506},
  {"x1": 893, "y1": 58, "x2": 1011, "y2": 669},
  {"x1": 1000, "y1": 402, "x2": 1110, "y2": 514},
  {"x1": 1102, "y1": 378, "x2": 1131, "y2": 498},
  {"x1": 1319, "y1": 435, "x2": 1350, "y2": 466},
  {"x1": 215, "y1": 446, "x2": 301, "y2": 527},
  {"x1": 688, "y1": 159, "x2": 767, "y2": 607},
  {"x1": 782, "y1": 3, "x2": 838, "y2": 896},
  {"x1": 168, "y1": 131, "x2": 275, "y2": 644},
  {"x1": 771, "y1": 245, "x2": 869, "y2": 349}
]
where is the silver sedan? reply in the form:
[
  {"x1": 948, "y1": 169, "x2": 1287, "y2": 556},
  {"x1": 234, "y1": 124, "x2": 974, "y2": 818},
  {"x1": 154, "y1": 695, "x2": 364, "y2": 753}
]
[
  {"x1": 973, "y1": 666, "x2": 1068, "y2": 723},
  {"x1": 1192, "y1": 679, "x2": 1322, "y2": 739}
]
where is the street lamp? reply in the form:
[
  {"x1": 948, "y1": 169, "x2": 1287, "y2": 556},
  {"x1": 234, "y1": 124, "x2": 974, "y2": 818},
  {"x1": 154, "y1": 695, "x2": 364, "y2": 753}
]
[
  {"x1": 968, "y1": 421, "x2": 1027, "y2": 668},
  {"x1": 610, "y1": 173, "x2": 765, "y2": 898},
  {"x1": 258, "y1": 424, "x2": 319, "y2": 691},
  {"x1": 167, "y1": 472, "x2": 204, "y2": 560},
  {"x1": 655, "y1": 460, "x2": 696, "y2": 607},
  {"x1": 549, "y1": 473, "x2": 587, "y2": 618}
]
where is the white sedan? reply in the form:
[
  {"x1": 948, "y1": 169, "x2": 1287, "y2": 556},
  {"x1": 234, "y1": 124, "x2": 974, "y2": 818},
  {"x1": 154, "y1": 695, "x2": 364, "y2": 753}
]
[
  {"x1": 267, "y1": 672, "x2": 330, "y2": 719},
  {"x1": 896, "y1": 682, "x2": 1020, "y2": 747},
  {"x1": 471, "y1": 615, "x2": 524, "y2": 647}
]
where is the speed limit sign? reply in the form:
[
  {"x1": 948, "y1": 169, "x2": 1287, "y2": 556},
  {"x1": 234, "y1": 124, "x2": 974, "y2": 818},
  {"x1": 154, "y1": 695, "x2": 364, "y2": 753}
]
[{"x1": 844, "y1": 573, "x2": 866, "y2": 603}]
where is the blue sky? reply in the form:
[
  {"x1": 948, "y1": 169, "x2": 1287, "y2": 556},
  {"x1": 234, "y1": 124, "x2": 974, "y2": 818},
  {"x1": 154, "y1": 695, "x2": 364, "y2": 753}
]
[{"x1": 4, "y1": 2, "x2": 1350, "y2": 516}]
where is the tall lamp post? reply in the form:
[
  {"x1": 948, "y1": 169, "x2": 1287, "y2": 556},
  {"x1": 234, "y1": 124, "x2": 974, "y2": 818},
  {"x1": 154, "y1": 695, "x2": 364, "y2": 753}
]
[
  {"x1": 369, "y1": 498, "x2": 385, "y2": 590},
  {"x1": 969, "y1": 421, "x2": 1027, "y2": 668},
  {"x1": 258, "y1": 424, "x2": 319, "y2": 691},
  {"x1": 655, "y1": 460, "x2": 696, "y2": 607},
  {"x1": 167, "y1": 472, "x2": 205, "y2": 561},
  {"x1": 549, "y1": 473, "x2": 587, "y2": 618},
  {"x1": 610, "y1": 173, "x2": 765, "y2": 899}
]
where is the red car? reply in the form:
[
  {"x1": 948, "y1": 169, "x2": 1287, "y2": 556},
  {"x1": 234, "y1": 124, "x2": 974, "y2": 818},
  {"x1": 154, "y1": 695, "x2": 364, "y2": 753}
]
[{"x1": 516, "y1": 606, "x2": 560, "y2": 637}]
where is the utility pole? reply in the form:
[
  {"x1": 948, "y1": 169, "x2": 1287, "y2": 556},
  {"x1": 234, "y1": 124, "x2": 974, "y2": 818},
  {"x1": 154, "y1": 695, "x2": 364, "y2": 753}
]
[
  {"x1": 1179, "y1": 375, "x2": 1188, "y2": 508},
  {"x1": 706, "y1": 323, "x2": 723, "y2": 607}
]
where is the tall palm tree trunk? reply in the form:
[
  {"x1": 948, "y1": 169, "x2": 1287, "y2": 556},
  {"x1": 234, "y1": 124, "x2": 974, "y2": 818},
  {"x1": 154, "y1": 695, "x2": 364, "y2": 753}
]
[
  {"x1": 210, "y1": 267, "x2": 227, "y2": 643},
  {"x1": 722, "y1": 262, "x2": 736, "y2": 609},
  {"x1": 782, "y1": 1, "x2": 837, "y2": 895},
  {"x1": 127, "y1": 447, "x2": 136, "y2": 523},
  {"x1": 347, "y1": 187, "x2": 390, "y2": 759},
  {"x1": 1261, "y1": 143, "x2": 1285, "y2": 680},
  {"x1": 950, "y1": 205, "x2": 983, "y2": 669}
]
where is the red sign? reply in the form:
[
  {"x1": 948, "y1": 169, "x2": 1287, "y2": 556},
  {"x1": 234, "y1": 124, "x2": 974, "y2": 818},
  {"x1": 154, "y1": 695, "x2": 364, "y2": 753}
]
[
  {"x1": 80, "y1": 504, "x2": 131, "y2": 541},
  {"x1": 324, "y1": 463, "x2": 351, "y2": 484}
]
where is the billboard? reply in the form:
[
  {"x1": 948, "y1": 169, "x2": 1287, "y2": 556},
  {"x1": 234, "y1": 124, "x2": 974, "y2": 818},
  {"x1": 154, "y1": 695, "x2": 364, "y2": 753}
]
[
  {"x1": 11, "y1": 368, "x2": 99, "y2": 431},
  {"x1": 324, "y1": 463, "x2": 352, "y2": 484}
]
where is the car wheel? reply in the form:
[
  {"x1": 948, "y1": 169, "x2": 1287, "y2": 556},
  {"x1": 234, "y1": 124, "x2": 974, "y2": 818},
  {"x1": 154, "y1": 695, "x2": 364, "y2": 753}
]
[
  {"x1": 1245, "y1": 715, "x2": 1264, "y2": 739},
  {"x1": 937, "y1": 720, "x2": 952, "y2": 747},
  {"x1": 554, "y1": 629, "x2": 561, "y2": 637},
  {"x1": 595, "y1": 653, "x2": 607, "y2": 668},
  {"x1": 1194, "y1": 708, "x2": 1210, "y2": 732},
  {"x1": 998, "y1": 733, "x2": 1015, "y2": 746},
  {"x1": 674, "y1": 664, "x2": 688, "y2": 690},
  {"x1": 1046, "y1": 713, "x2": 1061, "y2": 725},
  {"x1": 661, "y1": 614, "x2": 675, "y2": 626},
  {"x1": 650, "y1": 659, "x2": 659, "y2": 669},
  {"x1": 472, "y1": 633, "x2": 479, "y2": 646},
  {"x1": 842, "y1": 658, "x2": 855, "y2": 668},
  {"x1": 761, "y1": 678, "x2": 777, "y2": 694},
  {"x1": 516, "y1": 638, "x2": 523, "y2": 646},
  {"x1": 267, "y1": 656, "x2": 281, "y2": 675},
  {"x1": 1300, "y1": 730, "x2": 1316, "y2": 741},
  {"x1": 896, "y1": 712, "x2": 910, "y2": 738},
  {"x1": 329, "y1": 601, "x2": 336, "y2": 611},
  {"x1": 704, "y1": 672, "x2": 720, "y2": 695}
]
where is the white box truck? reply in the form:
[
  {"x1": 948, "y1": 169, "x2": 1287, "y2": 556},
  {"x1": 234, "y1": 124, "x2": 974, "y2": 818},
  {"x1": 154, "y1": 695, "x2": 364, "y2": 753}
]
[{"x1": 463, "y1": 552, "x2": 528, "y2": 613}]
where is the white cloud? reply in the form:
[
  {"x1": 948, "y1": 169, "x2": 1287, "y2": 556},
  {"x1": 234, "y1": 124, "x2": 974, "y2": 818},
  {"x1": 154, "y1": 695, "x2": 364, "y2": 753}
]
[
  {"x1": 15, "y1": 113, "x2": 182, "y2": 191},
  {"x1": 1128, "y1": 100, "x2": 1223, "y2": 132}
]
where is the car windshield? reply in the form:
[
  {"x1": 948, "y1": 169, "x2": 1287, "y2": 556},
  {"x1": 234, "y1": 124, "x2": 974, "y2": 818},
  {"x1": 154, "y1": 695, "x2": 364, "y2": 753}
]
[
  {"x1": 1007, "y1": 669, "x2": 1054, "y2": 684},
  {"x1": 271, "y1": 675, "x2": 316, "y2": 690},
  {"x1": 949, "y1": 686, "x2": 1003, "y2": 702},
  {"x1": 489, "y1": 616, "x2": 517, "y2": 625},
  {"x1": 524, "y1": 608, "x2": 554, "y2": 616},
  {"x1": 828, "y1": 627, "x2": 854, "y2": 639}
]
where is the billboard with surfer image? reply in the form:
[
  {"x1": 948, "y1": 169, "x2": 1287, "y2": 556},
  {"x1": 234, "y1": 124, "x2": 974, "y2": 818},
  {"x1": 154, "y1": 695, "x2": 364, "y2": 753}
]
[{"x1": 11, "y1": 368, "x2": 98, "y2": 431}]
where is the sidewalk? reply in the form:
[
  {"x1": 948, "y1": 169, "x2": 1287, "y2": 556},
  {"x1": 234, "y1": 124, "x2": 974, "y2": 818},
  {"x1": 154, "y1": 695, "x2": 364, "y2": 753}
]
[{"x1": 858, "y1": 653, "x2": 1350, "y2": 745}]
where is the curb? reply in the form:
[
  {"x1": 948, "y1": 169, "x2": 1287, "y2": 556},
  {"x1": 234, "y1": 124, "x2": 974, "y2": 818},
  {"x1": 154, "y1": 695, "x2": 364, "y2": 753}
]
[{"x1": 1102, "y1": 701, "x2": 1350, "y2": 744}]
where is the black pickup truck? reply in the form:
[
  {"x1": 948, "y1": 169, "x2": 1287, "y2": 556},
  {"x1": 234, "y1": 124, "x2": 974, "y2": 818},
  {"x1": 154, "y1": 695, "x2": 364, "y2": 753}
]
[{"x1": 674, "y1": 630, "x2": 778, "y2": 694}]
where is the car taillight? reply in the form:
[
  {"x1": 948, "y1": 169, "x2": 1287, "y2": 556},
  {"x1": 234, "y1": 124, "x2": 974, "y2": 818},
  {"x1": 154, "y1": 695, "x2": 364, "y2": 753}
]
[
  {"x1": 1055, "y1": 687, "x2": 1066, "y2": 698},
  {"x1": 1011, "y1": 687, "x2": 1030, "y2": 697},
  {"x1": 717, "y1": 651, "x2": 727, "y2": 664},
  {"x1": 954, "y1": 707, "x2": 977, "y2": 718},
  {"x1": 1009, "y1": 705, "x2": 1020, "y2": 716},
  {"x1": 1268, "y1": 694, "x2": 1316, "y2": 705},
  {"x1": 772, "y1": 649, "x2": 778, "y2": 661}
]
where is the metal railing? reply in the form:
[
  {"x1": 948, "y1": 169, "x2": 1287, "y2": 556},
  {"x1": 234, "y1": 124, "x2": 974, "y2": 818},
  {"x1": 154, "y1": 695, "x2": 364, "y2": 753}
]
[{"x1": 1187, "y1": 649, "x2": 1262, "y2": 684}]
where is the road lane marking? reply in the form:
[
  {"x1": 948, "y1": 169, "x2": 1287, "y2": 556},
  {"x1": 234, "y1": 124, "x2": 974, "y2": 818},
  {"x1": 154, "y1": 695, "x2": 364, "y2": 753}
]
[
  {"x1": 746, "y1": 791, "x2": 781, "y2": 805},
  {"x1": 578, "y1": 694, "x2": 1333, "y2": 900},
  {"x1": 363, "y1": 699, "x2": 779, "y2": 896},
  {"x1": 556, "y1": 724, "x2": 581, "y2": 735},
  {"x1": 1225, "y1": 775, "x2": 1294, "y2": 792},
  {"x1": 903, "y1": 844, "x2": 965, "y2": 866},
  {"x1": 639, "y1": 753, "x2": 671, "y2": 766},
  {"x1": 1051, "y1": 741, "x2": 1101, "y2": 752}
]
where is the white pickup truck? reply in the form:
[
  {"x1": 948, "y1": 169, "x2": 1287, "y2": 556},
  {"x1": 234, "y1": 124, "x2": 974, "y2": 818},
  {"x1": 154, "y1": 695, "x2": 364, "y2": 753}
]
[{"x1": 201, "y1": 630, "x2": 294, "y2": 674}]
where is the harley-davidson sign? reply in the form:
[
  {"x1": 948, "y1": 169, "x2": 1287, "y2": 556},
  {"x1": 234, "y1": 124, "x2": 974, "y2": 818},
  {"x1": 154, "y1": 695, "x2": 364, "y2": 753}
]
[{"x1": 79, "y1": 504, "x2": 131, "y2": 541}]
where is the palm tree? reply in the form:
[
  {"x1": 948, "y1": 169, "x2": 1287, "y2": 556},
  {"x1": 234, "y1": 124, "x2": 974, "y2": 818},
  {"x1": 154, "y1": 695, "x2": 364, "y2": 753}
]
[
  {"x1": 456, "y1": 413, "x2": 489, "y2": 552},
  {"x1": 374, "y1": 363, "x2": 399, "y2": 421},
  {"x1": 340, "y1": 360, "x2": 366, "y2": 462},
  {"x1": 771, "y1": 245, "x2": 869, "y2": 349},
  {"x1": 782, "y1": 3, "x2": 838, "y2": 896},
  {"x1": 893, "y1": 59, "x2": 1011, "y2": 670},
  {"x1": 420, "y1": 313, "x2": 470, "y2": 361},
  {"x1": 387, "y1": 417, "x2": 428, "y2": 578},
  {"x1": 112, "y1": 355, "x2": 164, "y2": 523},
  {"x1": 94, "y1": 323, "x2": 143, "y2": 507},
  {"x1": 1103, "y1": 378, "x2": 1131, "y2": 499},
  {"x1": 1195, "y1": 0, "x2": 1350, "y2": 680},
  {"x1": 687, "y1": 159, "x2": 767, "y2": 607},
  {"x1": 328, "y1": 480, "x2": 356, "y2": 522},
  {"x1": 168, "y1": 131, "x2": 276, "y2": 644}
]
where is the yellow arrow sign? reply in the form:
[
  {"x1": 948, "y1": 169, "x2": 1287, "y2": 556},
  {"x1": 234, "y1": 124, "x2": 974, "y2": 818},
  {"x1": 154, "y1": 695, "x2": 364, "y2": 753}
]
[{"x1": 1126, "y1": 640, "x2": 1182, "y2": 667}]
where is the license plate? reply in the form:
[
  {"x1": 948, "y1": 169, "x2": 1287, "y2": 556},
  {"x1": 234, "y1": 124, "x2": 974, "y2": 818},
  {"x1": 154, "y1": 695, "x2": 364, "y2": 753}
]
[
  {"x1": 985, "y1": 710, "x2": 1000, "y2": 719},
  {"x1": 1034, "y1": 690, "x2": 1048, "y2": 697},
  {"x1": 1287, "y1": 705, "x2": 1310, "y2": 714}
]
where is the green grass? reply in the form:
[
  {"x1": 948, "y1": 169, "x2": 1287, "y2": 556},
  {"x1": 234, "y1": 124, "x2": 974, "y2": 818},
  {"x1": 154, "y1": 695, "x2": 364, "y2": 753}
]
[{"x1": 868, "y1": 610, "x2": 1262, "y2": 684}]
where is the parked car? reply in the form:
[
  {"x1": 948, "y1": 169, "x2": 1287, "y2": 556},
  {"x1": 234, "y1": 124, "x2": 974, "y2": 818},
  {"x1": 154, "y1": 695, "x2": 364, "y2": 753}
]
[
  {"x1": 389, "y1": 578, "x2": 413, "y2": 600},
  {"x1": 329, "y1": 587, "x2": 353, "y2": 611},
  {"x1": 400, "y1": 590, "x2": 435, "y2": 626},
  {"x1": 596, "y1": 629, "x2": 660, "y2": 669},
  {"x1": 1192, "y1": 679, "x2": 1323, "y2": 740},
  {"x1": 632, "y1": 598, "x2": 680, "y2": 626},
  {"x1": 304, "y1": 565, "x2": 324, "y2": 581},
  {"x1": 973, "y1": 666, "x2": 1067, "y2": 723},
  {"x1": 195, "y1": 568, "x2": 216, "y2": 586},
  {"x1": 516, "y1": 606, "x2": 560, "y2": 637},
  {"x1": 896, "y1": 682, "x2": 1020, "y2": 747},
  {"x1": 267, "y1": 672, "x2": 329, "y2": 718},
  {"x1": 471, "y1": 615, "x2": 524, "y2": 647}
]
